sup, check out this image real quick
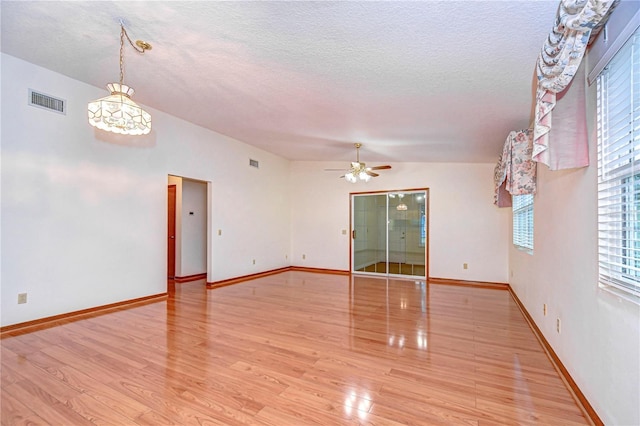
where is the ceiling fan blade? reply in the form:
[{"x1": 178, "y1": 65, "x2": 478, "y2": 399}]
[{"x1": 330, "y1": 144, "x2": 390, "y2": 178}]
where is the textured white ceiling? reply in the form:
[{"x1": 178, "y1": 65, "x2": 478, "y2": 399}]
[{"x1": 1, "y1": 1, "x2": 558, "y2": 163}]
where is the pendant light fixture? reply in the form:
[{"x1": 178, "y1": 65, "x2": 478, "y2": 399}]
[
  {"x1": 389, "y1": 192, "x2": 408, "y2": 211},
  {"x1": 88, "y1": 23, "x2": 152, "y2": 135},
  {"x1": 393, "y1": 193, "x2": 408, "y2": 211}
]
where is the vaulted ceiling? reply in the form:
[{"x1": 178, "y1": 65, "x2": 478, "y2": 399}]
[{"x1": 1, "y1": 1, "x2": 558, "y2": 163}]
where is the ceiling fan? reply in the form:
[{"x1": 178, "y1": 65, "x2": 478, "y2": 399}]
[{"x1": 325, "y1": 143, "x2": 392, "y2": 183}]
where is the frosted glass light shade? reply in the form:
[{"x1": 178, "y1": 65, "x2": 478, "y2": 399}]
[
  {"x1": 88, "y1": 83, "x2": 151, "y2": 135},
  {"x1": 359, "y1": 171, "x2": 371, "y2": 182}
]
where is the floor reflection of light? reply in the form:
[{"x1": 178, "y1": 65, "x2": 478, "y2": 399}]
[
  {"x1": 344, "y1": 390, "x2": 371, "y2": 421},
  {"x1": 344, "y1": 391, "x2": 355, "y2": 415},
  {"x1": 388, "y1": 334, "x2": 406, "y2": 348},
  {"x1": 416, "y1": 330, "x2": 428, "y2": 350}
]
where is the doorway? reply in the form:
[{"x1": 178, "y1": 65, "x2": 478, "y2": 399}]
[
  {"x1": 167, "y1": 175, "x2": 210, "y2": 283},
  {"x1": 168, "y1": 184, "x2": 177, "y2": 278},
  {"x1": 352, "y1": 189, "x2": 428, "y2": 278}
]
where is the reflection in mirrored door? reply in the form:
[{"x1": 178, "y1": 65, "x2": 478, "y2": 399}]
[{"x1": 352, "y1": 190, "x2": 427, "y2": 278}]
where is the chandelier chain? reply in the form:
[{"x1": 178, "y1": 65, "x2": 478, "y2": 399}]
[{"x1": 118, "y1": 24, "x2": 147, "y2": 86}]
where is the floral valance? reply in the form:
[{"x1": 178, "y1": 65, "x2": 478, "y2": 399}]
[
  {"x1": 532, "y1": 0, "x2": 618, "y2": 169},
  {"x1": 494, "y1": 129, "x2": 536, "y2": 207}
]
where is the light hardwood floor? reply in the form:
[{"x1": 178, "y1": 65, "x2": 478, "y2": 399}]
[{"x1": 1, "y1": 272, "x2": 589, "y2": 425}]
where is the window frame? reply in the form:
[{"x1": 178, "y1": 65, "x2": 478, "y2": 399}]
[
  {"x1": 512, "y1": 194, "x2": 534, "y2": 253},
  {"x1": 596, "y1": 27, "x2": 640, "y2": 301}
]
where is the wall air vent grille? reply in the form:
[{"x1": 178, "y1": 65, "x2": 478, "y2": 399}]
[
  {"x1": 29, "y1": 89, "x2": 66, "y2": 114},
  {"x1": 249, "y1": 159, "x2": 259, "y2": 168}
]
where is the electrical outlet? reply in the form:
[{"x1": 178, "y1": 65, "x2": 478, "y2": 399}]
[
  {"x1": 543, "y1": 304, "x2": 547, "y2": 316},
  {"x1": 463, "y1": 263, "x2": 468, "y2": 270},
  {"x1": 342, "y1": 229, "x2": 347, "y2": 235},
  {"x1": 556, "y1": 318, "x2": 561, "y2": 333},
  {"x1": 17, "y1": 293, "x2": 27, "y2": 304},
  {"x1": 217, "y1": 229, "x2": 222, "y2": 236}
]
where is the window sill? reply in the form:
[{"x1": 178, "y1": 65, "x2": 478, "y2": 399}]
[
  {"x1": 513, "y1": 245, "x2": 533, "y2": 255},
  {"x1": 598, "y1": 283, "x2": 640, "y2": 306}
]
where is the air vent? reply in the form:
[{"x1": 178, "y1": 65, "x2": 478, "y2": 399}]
[
  {"x1": 249, "y1": 159, "x2": 259, "y2": 168},
  {"x1": 28, "y1": 89, "x2": 66, "y2": 114}
]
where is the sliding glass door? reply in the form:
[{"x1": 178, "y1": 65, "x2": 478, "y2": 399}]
[
  {"x1": 352, "y1": 190, "x2": 427, "y2": 278},
  {"x1": 353, "y1": 194, "x2": 387, "y2": 273}
]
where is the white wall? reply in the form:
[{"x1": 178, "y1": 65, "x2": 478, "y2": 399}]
[
  {"x1": 290, "y1": 161, "x2": 510, "y2": 283},
  {"x1": 509, "y1": 66, "x2": 640, "y2": 424},
  {"x1": 1, "y1": 54, "x2": 291, "y2": 327}
]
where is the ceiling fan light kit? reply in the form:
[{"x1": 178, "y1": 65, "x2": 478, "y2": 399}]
[{"x1": 328, "y1": 143, "x2": 391, "y2": 183}]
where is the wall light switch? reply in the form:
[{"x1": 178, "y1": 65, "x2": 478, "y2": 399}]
[{"x1": 218, "y1": 229, "x2": 222, "y2": 236}]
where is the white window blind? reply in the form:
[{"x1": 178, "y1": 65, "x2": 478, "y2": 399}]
[
  {"x1": 597, "y1": 28, "x2": 640, "y2": 299},
  {"x1": 513, "y1": 194, "x2": 534, "y2": 251}
]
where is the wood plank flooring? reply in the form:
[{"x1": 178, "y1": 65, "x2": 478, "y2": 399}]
[{"x1": 1, "y1": 271, "x2": 589, "y2": 425}]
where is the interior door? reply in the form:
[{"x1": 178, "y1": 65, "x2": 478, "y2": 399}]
[{"x1": 167, "y1": 185, "x2": 176, "y2": 278}]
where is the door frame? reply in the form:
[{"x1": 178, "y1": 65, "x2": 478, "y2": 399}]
[
  {"x1": 349, "y1": 187, "x2": 429, "y2": 279},
  {"x1": 167, "y1": 184, "x2": 177, "y2": 279},
  {"x1": 167, "y1": 176, "x2": 212, "y2": 284}
]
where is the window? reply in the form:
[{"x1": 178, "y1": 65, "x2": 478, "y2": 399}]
[
  {"x1": 597, "y1": 28, "x2": 640, "y2": 299},
  {"x1": 513, "y1": 194, "x2": 534, "y2": 252}
]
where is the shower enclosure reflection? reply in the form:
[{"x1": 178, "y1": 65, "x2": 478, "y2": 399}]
[{"x1": 352, "y1": 189, "x2": 428, "y2": 278}]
